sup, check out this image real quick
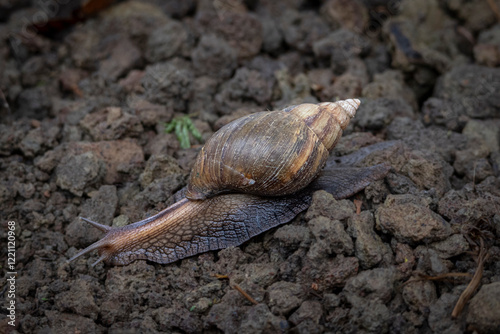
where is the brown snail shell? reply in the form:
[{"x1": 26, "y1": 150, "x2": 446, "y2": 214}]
[{"x1": 186, "y1": 99, "x2": 360, "y2": 200}]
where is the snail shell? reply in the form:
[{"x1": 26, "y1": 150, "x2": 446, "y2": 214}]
[{"x1": 186, "y1": 99, "x2": 360, "y2": 200}]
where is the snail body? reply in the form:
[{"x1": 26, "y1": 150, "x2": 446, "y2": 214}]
[
  {"x1": 186, "y1": 100, "x2": 360, "y2": 200},
  {"x1": 68, "y1": 100, "x2": 390, "y2": 266}
]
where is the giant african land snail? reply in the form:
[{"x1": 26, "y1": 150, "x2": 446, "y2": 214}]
[{"x1": 69, "y1": 99, "x2": 390, "y2": 266}]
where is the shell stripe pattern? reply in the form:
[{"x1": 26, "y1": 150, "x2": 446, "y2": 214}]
[
  {"x1": 186, "y1": 100, "x2": 360, "y2": 200},
  {"x1": 188, "y1": 111, "x2": 328, "y2": 198}
]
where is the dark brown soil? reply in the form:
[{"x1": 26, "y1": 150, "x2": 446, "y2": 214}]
[{"x1": 1, "y1": 0, "x2": 500, "y2": 333}]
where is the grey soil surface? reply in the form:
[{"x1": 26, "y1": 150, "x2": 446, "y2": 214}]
[{"x1": 1, "y1": 0, "x2": 500, "y2": 333}]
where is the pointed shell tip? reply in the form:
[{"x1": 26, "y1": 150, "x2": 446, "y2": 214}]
[{"x1": 337, "y1": 99, "x2": 360, "y2": 118}]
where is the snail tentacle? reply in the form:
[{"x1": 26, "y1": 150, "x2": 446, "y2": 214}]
[
  {"x1": 67, "y1": 237, "x2": 110, "y2": 264},
  {"x1": 79, "y1": 217, "x2": 112, "y2": 232}
]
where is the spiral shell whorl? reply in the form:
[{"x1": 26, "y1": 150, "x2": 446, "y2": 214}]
[
  {"x1": 287, "y1": 99, "x2": 359, "y2": 151},
  {"x1": 185, "y1": 100, "x2": 360, "y2": 200},
  {"x1": 333, "y1": 98, "x2": 360, "y2": 128}
]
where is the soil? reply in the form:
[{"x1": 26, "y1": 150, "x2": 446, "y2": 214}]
[{"x1": 1, "y1": 0, "x2": 500, "y2": 333}]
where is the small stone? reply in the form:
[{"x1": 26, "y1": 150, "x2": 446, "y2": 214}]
[
  {"x1": 323, "y1": 294, "x2": 340, "y2": 310},
  {"x1": 119, "y1": 70, "x2": 145, "y2": 93},
  {"x1": 386, "y1": 116, "x2": 466, "y2": 167},
  {"x1": 402, "y1": 149, "x2": 453, "y2": 196},
  {"x1": 146, "y1": 20, "x2": 191, "y2": 62},
  {"x1": 349, "y1": 299, "x2": 391, "y2": 333},
  {"x1": 301, "y1": 255, "x2": 359, "y2": 290},
  {"x1": 59, "y1": 67, "x2": 86, "y2": 95},
  {"x1": 137, "y1": 175, "x2": 185, "y2": 205},
  {"x1": 447, "y1": 0, "x2": 497, "y2": 32},
  {"x1": 347, "y1": 211, "x2": 392, "y2": 268},
  {"x1": 0, "y1": 181, "x2": 17, "y2": 202},
  {"x1": 422, "y1": 97, "x2": 468, "y2": 131},
  {"x1": 434, "y1": 65, "x2": 500, "y2": 119},
  {"x1": 438, "y1": 177, "x2": 500, "y2": 224},
  {"x1": 19, "y1": 127, "x2": 44, "y2": 158},
  {"x1": 267, "y1": 281, "x2": 304, "y2": 316},
  {"x1": 428, "y1": 234, "x2": 469, "y2": 259},
  {"x1": 205, "y1": 290, "x2": 245, "y2": 332},
  {"x1": 428, "y1": 292, "x2": 461, "y2": 333},
  {"x1": 394, "y1": 242, "x2": 416, "y2": 277},
  {"x1": 54, "y1": 279, "x2": 99, "y2": 320},
  {"x1": 154, "y1": 303, "x2": 202, "y2": 332},
  {"x1": 376, "y1": 194, "x2": 452, "y2": 244},
  {"x1": 243, "y1": 263, "x2": 278, "y2": 288},
  {"x1": 215, "y1": 67, "x2": 273, "y2": 114},
  {"x1": 112, "y1": 215, "x2": 130, "y2": 228},
  {"x1": 101, "y1": 1, "x2": 169, "y2": 37},
  {"x1": 402, "y1": 280, "x2": 437, "y2": 313},
  {"x1": 45, "y1": 311, "x2": 97, "y2": 334},
  {"x1": 129, "y1": 99, "x2": 173, "y2": 127},
  {"x1": 273, "y1": 225, "x2": 311, "y2": 249},
  {"x1": 305, "y1": 190, "x2": 355, "y2": 222},
  {"x1": 17, "y1": 182, "x2": 35, "y2": 199},
  {"x1": 344, "y1": 268, "x2": 396, "y2": 305},
  {"x1": 80, "y1": 107, "x2": 143, "y2": 141},
  {"x1": 190, "y1": 297, "x2": 213, "y2": 314},
  {"x1": 313, "y1": 29, "x2": 369, "y2": 67},
  {"x1": 354, "y1": 98, "x2": 414, "y2": 131},
  {"x1": 462, "y1": 119, "x2": 500, "y2": 156},
  {"x1": 362, "y1": 70, "x2": 417, "y2": 110},
  {"x1": 385, "y1": 172, "x2": 419, "y2": 195},
  {"x1": 17, "y1": 86, "x2": 52, "y2": 119},
  {"x1": 197, "y1": 11, "x2": 263, "y2": 59},
  {"x1": 466, "y1": 282, "x2": 500, "y2": 333},
  {"x1": 99, "y1": 292, "x2": 133, "y2": 326},
  {"x1": 281, "y1": 9, "x2": 329, "y2": 53},
  {"x1": 56, "y1": 151, "x2": 104, "y2": 196},
  {"x1": 474, "y1": 24, "x2": 500, "y2": 67},
  {"x1": 258, "y1": 16, "x2": 282, "y2": 53},
  {"x1": 142, "y1": 58, "x2": 193, "y2": 112},
  {"x1": 98, "y1": 36, "x2": 141, "y2": 81},
  {"x1": 320, "y1": 0, "x2": 369, "y2": 32},
  {"x1": 414, "y1": 248, "x2": 451, "y2": 276},
  {"x1": 139, "y1": 155, "x2": 184, "y2": 189},
  {"x1": 289, "y1": 300, "x2": 323, "y2": 325},
  {"x1": 192, "y1": 34, "x2": 237, "y2": 80},
  {"x1": 0, "y1": 121, "x2": 30, "y2": 156},
  {"x1": 454, "y1": 141, "x2": 493, "y2": 183},
  {"x1": 308, "y1": 216, "x2": 353, "y2": 257},
  {"x1": 239, "y1": 304, "x2": 288, "y2": 334},
  {"x1": 64, "y1": 141, "x2": 144, "y2": 185}
]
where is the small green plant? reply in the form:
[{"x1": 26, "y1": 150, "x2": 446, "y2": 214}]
[{"x1": 165, "y1": 115, "x2": 203, "y2": 149}]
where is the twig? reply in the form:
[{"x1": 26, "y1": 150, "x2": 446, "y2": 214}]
[
  {"x1": 232, "y1": 283, "x2": 258, "y2": 305},
  {"x1": 214, "y1": 273, "x2": 229, "y2": 279},
  {"x1": 451, "y1": 238, "x2": 489, "y2": 318},
  {"x1": 354, "y1": 199, "x2": 362, "y2": 214}
]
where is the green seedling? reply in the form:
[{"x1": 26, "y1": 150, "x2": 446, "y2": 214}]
[{"x1": 165, "y1": 115, "x2": 203, "y2": 149}]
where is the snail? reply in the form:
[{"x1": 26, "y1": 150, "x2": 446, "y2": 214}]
[{"x1": 68, "y1": 99, "x2": 390, "y2": 266}]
